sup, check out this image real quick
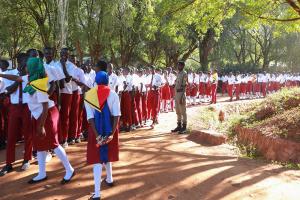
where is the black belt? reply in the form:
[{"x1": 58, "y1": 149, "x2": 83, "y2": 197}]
[{"x1": 176, "y1": 89, "x2": 184, "y2": 92}]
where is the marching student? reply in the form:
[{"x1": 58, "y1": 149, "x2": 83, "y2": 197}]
[
  {"x1": 167, "y1": 67, "x2": 176, "y2": 111},
  {"x1": 240, "y1": 74, "x2": 247, "y2": 99},
  {"x1": 227, "y1": 72, "x2": 235, "y2": 102},
  {"x1": 108, "y1": 63, "x2": 119, "y2": 93},
  {"x1": 67, "y1": 56, "x2": 86, "y2": 145},
  {"x1": 141, "y1": 69, "x2": 149, "y2": 123},
  {"x1": 186, "y1": 70, "x2": 193, "y2": 105},
  {"x1": 235, "y1": 72, "x2": 242, "y2": 101},
  {"x1": 198, "y1": 71, "x2": 206, "y2": 102},
  {"x1": 0, "y1": 60, "x2": 10, "y2": 150},
  {"x1": 133, "y1": 70, "x2": 142, "y2": 126},
  {"x1": 147, "y1": 66, "x2": 162, "y2": 128},
  {"x1": 120, "y1": 67, "x2": 133, "y2": 132},
  {"x1": 0, "y1": 57, "x2": 75, "y2": 184},
  {"x1": 161, "y1": 70, "x2": 171, "y2": 112},
  {"x1": 211, "y1": 69, "x2": 218, "y2": 104},
  {"x1": 190, "y1": 71, "x2": 199, "y2": 105},
  {"x1": 261, "y1": 72, "x2": 268, "y2": 98},
  {"x1": 55, "y1": 48, "x2": 78, "y2": 147},
  {"x1": 205, "y1": 72, "x2": 212, "y2": 102},
  {"x1": 0, "y1": 54, "x2": 33, "y2": 176},
  {"x1": 221, "y1": 73, "x2": 228, "y2": 96},
  {"x1": 246, "y1": 73, "x2": 254, "y2": 99},
  {"x1": 84, "y1": 70, "x2": 121, "y2": 200}
]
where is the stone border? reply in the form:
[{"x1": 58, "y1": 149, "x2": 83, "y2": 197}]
[{"x1": 235, "y1": 126, "x2": 300, "y2": 163}]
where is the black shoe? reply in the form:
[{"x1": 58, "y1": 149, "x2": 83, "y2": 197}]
[
  {"x1": 75, "y1": 138, "x2": 81, "y2": 143},
  {"x1": 68, "y1": 139, "x2": 75, "y2": 145},
  {"x1": 0, "y1": 164, "x2": 13, "y2": 176},
  {"x1": 179, "y1": 124, "x2": 187, "y2": 134},
  {"x1": 104, "y1": 178, "x2": 114, "y2": 187},
  {"x1": 171, "y1": 122, "x2": 182, "y2": 133},
  {"x1": 89, "y1": 194, "x2": 101, "y2": 200},
  {"x1": 28, "y1": 176, "x2": 48, "y2": 184},
  {"x1": 61, "y1": 171, "x2": 76, "y2": 185}
]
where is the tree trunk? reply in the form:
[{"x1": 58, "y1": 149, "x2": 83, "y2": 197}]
[{"x1": 199, "y1": 28, "x2": 215, "y2": 71}]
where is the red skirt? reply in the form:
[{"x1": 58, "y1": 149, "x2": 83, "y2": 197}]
[
  {"x1": 32, "y1": 107, "x2": 59, "y2": 151},
  {"x1": 190, "y1": 84, "x2": 198, "y2": 97},
  {"x1": 186, "y1": 84, "x2": 191, "y2": 96},
  {"x1": 199, "y1": 83, "x2": 206, "y2": 96},
  {"x1": 87, "y1": 125, "x2": 119, "y2": 165},
  {"x1": 169, "y1": 86, "x2": 175, "y2": 98},
  {"x1": 240, "y1": 83, "x2": 247, "y2": 93},
  {"x1": 161, "y1": 84, "x2": 171, "y2": 100},
  {"x1": 206, "y1": 83, "x2": 211, "y2": 96}
]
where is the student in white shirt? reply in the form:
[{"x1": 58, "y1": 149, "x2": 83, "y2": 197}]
[
  {"x1": 0, "y1": 55, "x2": 33, "y2": 176},
  {"x1": 0, "y1": 57, "x2": 75, "y2": 184},
  {"x1": 147, "y1": 66, "x2": 162, "y2": 127},
  {"x1": 120, "y1": 67, "x2": 134, "y2": 132},
  {"x1": 84, "y1": 70, "x2": 121, "y2": 200},
  {"x1": 108, "y1": 63, "x2": 119, "y2": 92}
]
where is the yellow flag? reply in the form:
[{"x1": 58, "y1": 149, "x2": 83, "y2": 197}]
[
  {"x1": 30, "y1": 77, "x2": 49, "y2": 94},
  {"x1": 84, "y1": 87, "x2": 101, "y2": 112}
]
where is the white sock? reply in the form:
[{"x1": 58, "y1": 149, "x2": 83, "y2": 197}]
[
  {"x1": 93, "y1": 164, "x2": 102, "y2": 198},
  {"x1": 54, "y1": 145, "x2": 74, "y2": 180},
  {"x1": 104, "y1": 162, "x2": 113, "y2": 183},
  {"x1": 33, "y1": 151, "x2": 47, "y2": 181}
]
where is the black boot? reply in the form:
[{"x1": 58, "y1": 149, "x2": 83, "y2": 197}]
[
  {"x1": 179, "y1": 123, "x2": 187, "y2": 134},
  {"x1": 171, "y1": 122, "x2": 182, "y2": 133}
]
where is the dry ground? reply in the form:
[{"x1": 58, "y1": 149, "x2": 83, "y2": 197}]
[{"x1": 0, "y1": 98, "x2": 300, "y2": 200}]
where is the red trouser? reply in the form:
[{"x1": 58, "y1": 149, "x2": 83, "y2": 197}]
[
  {"x1": 147, "y1": 90, "x2": 160, "y2": 121},
  {"x1": 247, "y1": 81, "x2": 253, "y2": 93},
  {"x1": 77, "y1": 94, "x2": 84, "y2": 138},
  {"x1": 121, "y1": 92, "x2": 132, "y2": 127},
  {"x1": 135, "y1": 91, "x2": 143, "y2": 124},
  {"x1": 131, "y1": 92, "x2": 138, "y2": 125},
  {"x1": 222, "y1": 82, "x2": 227, "y2": 95},
  {"x1": 261, "y1": 83, "x2": 267, "y2": 97},
  {"x1": 69, "y1": 91, "x2": 80, "y2": 140},
  {"x1": 141, "y1": 92, "x2": 147, "y2": 121},
  {"x1": 255, "y1": 83, "x2": 261, "y2": 93},
  {"x1": 228, "y1": 84, "x2": 233, "y2": 99},
  {"x1": 6, "y1": 104, "x2": 32, "y2": 165},
  {"x1": 235, "y1": 84, "x2": 240, "y2": 99},
  {"x1": 59, "y1": 93, "x2": 73, "y2": 142},
  {"x1": 0, "y1": 97, "x2": 9, "y2": 144},
  {"x1": 206, "y1": 83, "x2": 211, "y2": 96},
  {"x1": 211, "y1": 84, "x2": 217, "y2": 104}
]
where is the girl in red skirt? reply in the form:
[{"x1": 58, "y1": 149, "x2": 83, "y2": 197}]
[
  {"x1": 0, "y1": 57, "x2": 75, "y2": 184},
  {"x1": 161, "y1": 71, "x2": 171, "y2": 112},
  {"x1": 84, "y1": 70, "x2": 121, "y2": 200}
]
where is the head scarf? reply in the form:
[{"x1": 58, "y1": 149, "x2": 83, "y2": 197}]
[{"x1": 23, "y1": 57, "x2": 45, "y2": 95}]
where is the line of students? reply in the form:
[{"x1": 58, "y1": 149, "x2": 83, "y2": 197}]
[{"x1": 184, "y1": 70, "x2": 300, "y2": 104}]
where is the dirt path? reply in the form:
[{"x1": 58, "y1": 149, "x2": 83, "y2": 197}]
[{"x1": 1, "y1": 101, "x2": 300, "y2": 200}]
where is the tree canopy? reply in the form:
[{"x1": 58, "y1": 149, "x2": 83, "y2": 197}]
[{"x1": 0, "y1": 0, "x2": 300, "y2": 71}]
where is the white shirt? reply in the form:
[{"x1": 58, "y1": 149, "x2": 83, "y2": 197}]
[
  {"x1": 85, "y1": 90, "x2": 121, "y2": 120},
  {"x1": 84, "y1": 70, "x2": 96, "y2": 89},
  {"x1": 227, "y1": 76, "x2": 235, "y2": 85},
  {"x1": 44, "y1": 60, "x2": 65, "y2": 82},
  {"x1": 188, "y1": 74, "x2": 194, "y2": 84},
  {"x1": 167, "y1": 73, "x2": 176, "y2": 85},
  {"x1": 6, "y1": 72, "x2": 29, "y2": 104},
  {"x1": 151, "y1": 73, "x2": 162, "y2": 87},
  {"x1": 27, "y1": 91, "x2": 55, "y2": 119},
  {"x1": 193, "y1": 74, "x2": 199, "y2": 84},
  {"x1": 199, "y1": 74, "x2": 206, "y2": 83},
  {"x1": 71, "y1": 67, "x2": 86, "y2": 92},
  {"x1": 55, "y1": 61, "x2": 77, "y2": 94},
  {"x1": 109, "y1": 73, "x2": 119, "y2": 92}
]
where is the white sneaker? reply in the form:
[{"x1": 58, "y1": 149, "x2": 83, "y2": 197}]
[
  {"x1": 46, "y1": 152, "x2": 52, "y2": 163},
  {"x1": 21, "y1": 162, "x2": 30, "y2": 171}
]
